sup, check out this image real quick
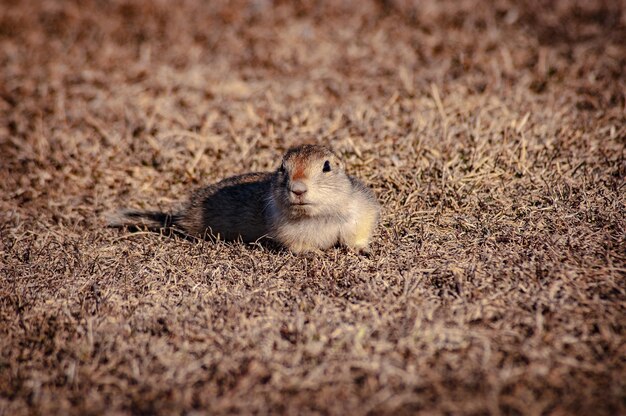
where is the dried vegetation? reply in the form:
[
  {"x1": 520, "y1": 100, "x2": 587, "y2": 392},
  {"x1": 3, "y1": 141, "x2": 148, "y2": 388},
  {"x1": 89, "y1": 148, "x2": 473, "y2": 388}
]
[{"x1": 0, "y1": 0, "x2": 625, "y2": 414}]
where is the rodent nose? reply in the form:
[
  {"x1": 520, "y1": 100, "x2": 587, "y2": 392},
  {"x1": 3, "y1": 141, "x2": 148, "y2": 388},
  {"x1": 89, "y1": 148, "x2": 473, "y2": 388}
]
[{"x1": 290, "y1": 181, "x2": 307, "y2": 196}]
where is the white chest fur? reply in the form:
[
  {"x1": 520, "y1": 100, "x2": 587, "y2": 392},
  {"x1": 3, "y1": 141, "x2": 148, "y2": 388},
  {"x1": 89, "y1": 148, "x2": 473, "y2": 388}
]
[{"x1": 274, "y1": 215, "x2": 343, "y2": 252}]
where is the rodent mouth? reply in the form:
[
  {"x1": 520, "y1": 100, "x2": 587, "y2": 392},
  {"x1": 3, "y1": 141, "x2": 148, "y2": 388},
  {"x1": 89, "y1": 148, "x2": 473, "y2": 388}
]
[{"x1": 286, "y1": 199, "x2": 314, "y2": 208}]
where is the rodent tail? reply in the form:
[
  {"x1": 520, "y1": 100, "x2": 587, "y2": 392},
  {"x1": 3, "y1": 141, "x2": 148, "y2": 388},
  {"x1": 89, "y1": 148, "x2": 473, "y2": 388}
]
[{"x1": 106, "y1": 209, "x2": 180, "y2": 231}]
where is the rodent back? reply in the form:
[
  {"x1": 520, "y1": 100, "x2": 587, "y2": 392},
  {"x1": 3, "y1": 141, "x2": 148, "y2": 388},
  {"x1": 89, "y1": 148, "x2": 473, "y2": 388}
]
[{"x1": 178, "y1": 172, "x2": 273, "y2": 241}]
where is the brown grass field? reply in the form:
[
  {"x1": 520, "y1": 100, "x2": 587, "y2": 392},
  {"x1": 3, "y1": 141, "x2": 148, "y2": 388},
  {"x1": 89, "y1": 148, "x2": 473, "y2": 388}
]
[{"x1": 1, "y1": 0, "x2": 625, "y2": 414}]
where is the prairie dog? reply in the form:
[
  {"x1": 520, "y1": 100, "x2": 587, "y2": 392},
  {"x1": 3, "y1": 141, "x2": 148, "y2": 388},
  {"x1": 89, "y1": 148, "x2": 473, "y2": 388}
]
[{"x1": 109, "y1": 144, "x2": 380, "y2": 253}]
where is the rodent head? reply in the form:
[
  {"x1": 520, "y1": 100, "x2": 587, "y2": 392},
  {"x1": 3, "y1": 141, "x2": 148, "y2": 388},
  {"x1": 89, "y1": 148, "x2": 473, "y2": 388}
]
[{"x1": 271, "y1": 144, "x2": 352, "y2": 218}]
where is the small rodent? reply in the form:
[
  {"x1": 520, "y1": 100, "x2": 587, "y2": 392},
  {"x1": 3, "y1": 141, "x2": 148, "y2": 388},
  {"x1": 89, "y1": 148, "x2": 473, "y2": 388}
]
[{"x1": 108, "y1": 144, "x2": 380, "y2": 253}]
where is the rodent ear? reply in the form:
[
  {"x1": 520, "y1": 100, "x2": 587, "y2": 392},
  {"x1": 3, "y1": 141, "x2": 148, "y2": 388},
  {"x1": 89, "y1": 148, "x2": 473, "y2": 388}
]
[{"x1": 331, "y1": 154, "x2": 345, "y2": 171}]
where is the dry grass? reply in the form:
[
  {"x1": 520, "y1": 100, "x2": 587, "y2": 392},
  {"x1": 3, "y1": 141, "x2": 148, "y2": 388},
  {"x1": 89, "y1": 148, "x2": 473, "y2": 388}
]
[{"x1": 1, "y1": 0, "x2": 625, "y2": 414}]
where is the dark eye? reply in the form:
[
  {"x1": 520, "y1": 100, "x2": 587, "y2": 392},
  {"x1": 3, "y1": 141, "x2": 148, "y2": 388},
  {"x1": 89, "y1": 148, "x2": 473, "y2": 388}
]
[
  {"x1": 278, "y1": 162, "x2": 285, "y2": 173},
  {"x1": 323, "y1": 160, "x2": 331, "y2": 172}
]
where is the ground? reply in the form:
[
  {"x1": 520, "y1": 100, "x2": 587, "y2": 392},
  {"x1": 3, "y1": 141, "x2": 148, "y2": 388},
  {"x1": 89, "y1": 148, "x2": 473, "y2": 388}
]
[{"x1": 0, "y1": 0, "x2": 625, "y2": 414}]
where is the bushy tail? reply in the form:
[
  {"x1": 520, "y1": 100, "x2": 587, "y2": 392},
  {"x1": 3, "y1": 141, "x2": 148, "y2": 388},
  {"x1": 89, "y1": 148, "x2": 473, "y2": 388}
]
[{"x1": 106, "y1": 209, "x2": 180, "y2": 232}]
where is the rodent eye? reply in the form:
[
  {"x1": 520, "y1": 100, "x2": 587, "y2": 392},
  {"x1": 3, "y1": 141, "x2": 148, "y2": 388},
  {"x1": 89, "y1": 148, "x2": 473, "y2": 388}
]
[
  {"x1": 278, "y1": 163, "x2": 286, "y2": 173},
  {"x1": 323, "y1": 160, "x2": 331, "y2": 172}
]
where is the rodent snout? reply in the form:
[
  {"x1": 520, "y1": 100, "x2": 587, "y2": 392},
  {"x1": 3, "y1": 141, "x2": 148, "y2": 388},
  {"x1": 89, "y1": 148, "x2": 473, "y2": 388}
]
[{"x1": 290, "y1": 180, "x2": 308, "y2": 196}]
